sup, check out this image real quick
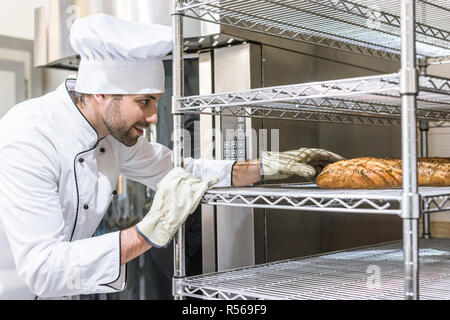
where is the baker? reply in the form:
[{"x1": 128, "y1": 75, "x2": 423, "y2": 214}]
[{"x1": 0, "y1": 14, "x2": 343, "y2": 299}]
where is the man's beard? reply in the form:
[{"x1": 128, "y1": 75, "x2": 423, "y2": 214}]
[{"x1": 102, "y1": 98, "x2": 139, "y2": 147}]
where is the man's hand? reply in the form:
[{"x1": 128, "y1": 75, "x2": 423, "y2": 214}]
[
  {"x1": 136, "y1": 167, "x2": 218, "y2": 248},
  {"x1": 261, "y1": 147, "x2": 344, "y2": 181}
]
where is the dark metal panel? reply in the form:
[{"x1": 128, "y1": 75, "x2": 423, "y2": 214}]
[
  {"x1": 319, "y1": 213, "x2": 402, "y2": 253},
  {"x1": 266, "y1": 211, "x2": 322, "y2": 262}
]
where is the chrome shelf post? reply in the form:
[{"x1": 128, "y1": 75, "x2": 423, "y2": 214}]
[
  {"x1": 171, "y1": 0, "x2": 186, "y2": 301},
  {"x1": 400, "y1": 0, "x2": 419, "y2": 300}
]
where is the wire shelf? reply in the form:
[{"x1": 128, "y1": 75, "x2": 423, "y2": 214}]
[
  {"x1": 177, "y1": 73, "x2": 450, "y2": 124},
  {"x1": 179, "y1": 238, "x2": 450, "y2": 300},
  {"x1": 178, "y1": 0, "x2": 450, "y2": 62},
  {"x1": 202, "y1": 184, "x2": 450, "y2": 214}
]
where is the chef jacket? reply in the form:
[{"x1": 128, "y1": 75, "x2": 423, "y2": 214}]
[{"x1": 0, "y1": 79, "x2": 235, "y2": 299}]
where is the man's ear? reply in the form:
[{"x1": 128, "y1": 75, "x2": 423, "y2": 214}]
[{"x1": 92, "y1": 94, "x2": 108, "y2": 105}]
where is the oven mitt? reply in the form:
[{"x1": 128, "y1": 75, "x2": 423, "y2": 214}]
[
  {"x1": 136, "y1": 167, "x2": 218, "y2": 248},
  {"x1": 261, "y1": 147, "x2": 345, "y2": 181}
]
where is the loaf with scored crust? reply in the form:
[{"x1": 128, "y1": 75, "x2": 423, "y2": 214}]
[{"x1": 315, "y1": 157, "x2": 450, "y2": 189}]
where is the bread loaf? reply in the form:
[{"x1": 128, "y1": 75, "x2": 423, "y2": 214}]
[{"x1": 316, "y1": 157, "x2": 450, "y2": 189}]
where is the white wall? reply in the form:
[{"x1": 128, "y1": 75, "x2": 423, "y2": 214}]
[{"x1": 0, "y1": 0, "x2": 49, "y2": 40}]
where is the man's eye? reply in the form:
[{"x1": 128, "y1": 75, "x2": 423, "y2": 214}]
[{"x1": 140, "y1": 100, "x2": 150, "y2": 106}]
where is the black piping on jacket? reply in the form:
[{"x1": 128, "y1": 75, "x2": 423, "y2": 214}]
[{"x1": 65, "y1": 79, "x2": 102, "y2": 242}]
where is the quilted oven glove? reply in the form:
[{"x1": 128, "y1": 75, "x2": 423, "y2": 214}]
[
  {"x1": 136, "y1": 167, "x2": 218, "y2": 248},
  {"x1": 261, "y1": 147, "x2": 345, "y2": 181}
]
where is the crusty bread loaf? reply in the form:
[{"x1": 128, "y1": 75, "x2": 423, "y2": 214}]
[{"x1": 316, "y1": 157, "x2": 450, "y2": 189}]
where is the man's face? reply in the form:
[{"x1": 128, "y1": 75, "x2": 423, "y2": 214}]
[{"x1": 102, "y1": 93, "x2": 163, "y2": 146}]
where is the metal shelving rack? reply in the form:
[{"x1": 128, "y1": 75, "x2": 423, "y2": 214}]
[{"x1": 170, "y1": 0, "x2": 450, "y2": 300}]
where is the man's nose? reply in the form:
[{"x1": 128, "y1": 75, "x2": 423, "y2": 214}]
[
  {"x1": 146, "y1": 113, "x2": 158, "y2": 124},
  {"x1": 145, "y1": 104, "x2": 158, "y2": 124}
]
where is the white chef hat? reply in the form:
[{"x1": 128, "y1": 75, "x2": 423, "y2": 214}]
[{"x1": 70, "y1": 13, "x2": 173, "y2": 94}]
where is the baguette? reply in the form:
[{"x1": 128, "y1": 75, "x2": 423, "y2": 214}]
[{"x1": 316, "y1": 157, "x2": 450, "y2": 189}]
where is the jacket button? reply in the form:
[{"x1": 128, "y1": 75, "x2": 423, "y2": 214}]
[
  {"x1": 112, "y1": 190, "x2": 117, "y2": 195},
  {"x1": 100, "y1": 147, "x2": 105, "y2": 153},
  {"x1": 83, "y1": 204, "x2": 89, "y2": 210},
  {"x1": 79, "y1": 158, "x2": 84, "y2": 163}
]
